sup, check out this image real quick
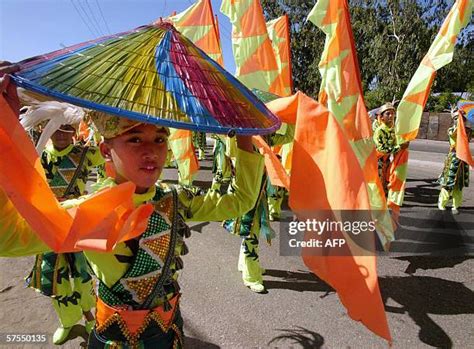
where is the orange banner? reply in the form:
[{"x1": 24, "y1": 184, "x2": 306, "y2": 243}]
[
  {"x1": 252, "y1": 135, "x2": 289, "y2": 189},
  {"x1": 280, "y1": 91, "x2": 390, "y2": 342},
  {"x1": 456, "y1": 116, "x2": 474, "y2": 167},
  {"x1": 0, "y1": 94, "x2": 152, "y2": 253}
]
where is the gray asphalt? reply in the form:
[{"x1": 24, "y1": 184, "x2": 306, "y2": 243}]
[{"x1": 0, "y1": 139, "x2": 472, "y2": 349}]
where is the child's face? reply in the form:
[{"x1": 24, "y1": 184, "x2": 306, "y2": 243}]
[
  {"x1": 51, "y1": 125, "x2": 75, "y2": 150},
  {"x1": 100, "y1": 124, "x2": 168, "y2": 194},
  {"x1": 380, "y1": 110, "x2": 395, "y2": 127}
]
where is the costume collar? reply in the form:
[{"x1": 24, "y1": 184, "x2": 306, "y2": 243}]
[
  {"x1": 133, "y1": 186, "x2": 156, "y2": 206},
  {"x1": 90, "y1": 177, "x2": 158, "y2": 206},
  {"x1": 48, "y1": 143, "x2": 74, "y2": 157}
]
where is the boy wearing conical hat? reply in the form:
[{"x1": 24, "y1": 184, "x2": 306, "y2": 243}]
[{"x1": 0, "y1": 72, "x2": 264, "y2": 348}]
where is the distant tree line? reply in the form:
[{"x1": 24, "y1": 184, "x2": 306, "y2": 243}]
[{"x1": 261, "y1": 0, "x2": 474, "y2": 110}]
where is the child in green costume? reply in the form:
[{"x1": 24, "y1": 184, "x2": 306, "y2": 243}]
[
  {"x1": 0, "y1": 74, "x2": 264, "y2": 348},
  {"x1": 20, "y1": 102, "x2": 104, "y2": 344}
]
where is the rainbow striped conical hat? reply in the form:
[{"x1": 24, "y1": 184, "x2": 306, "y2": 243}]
[
  {"x1": 458, "y1": 100, "x2": 474, "y2": 124},
  {"x1": 12, "y1": 22, "x2": 281, "y2": 135},
  {"x1": 251, "y1": 88, "x2": 281, "y2": 103}
]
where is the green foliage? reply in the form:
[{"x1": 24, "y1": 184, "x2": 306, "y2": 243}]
[
  {"x1": 426, "y1": 92, "x2": 460, "y2": 112},
  {"x1": 260, "y1": 0, "x2": 474, "y2": 110},
  {"x1": 365, "y1": 89, "x2": 388, "y2": 110}
]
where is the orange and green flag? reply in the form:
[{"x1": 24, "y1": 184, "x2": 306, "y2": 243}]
[
  {"x1": 306, "y1": 0, "x2": 392, "y2": 341},
  {"x1": 456, "y1": 115, "x2": 474, "y2": 167},
  {"x1": 267, "y1": 15, "x2": 294, "y2": 173},
  {"x1": 396, "y1": 0, "x2": 472, "y2": 143},
  {"x1": 308, "y1": 0, "x2": 394, "y2": 247},
  {"x1": 266, "y1": 15, "x2": 293, "y2": 96},
  {"x1": 169, "y1": 0, "x2": 224, "y2": 66},
  {"x1": 0, "y1": 93, "x2": 153, "y2": 254},
  {"x1": 220, "y1": 0, "x2": 285, "y2": 95},
  {"x1": 391, "y1": 0, "x2": 473, "y2": 206},
  {"x1": 168, "y1": 128, "x2": 199, "y2": 186}
]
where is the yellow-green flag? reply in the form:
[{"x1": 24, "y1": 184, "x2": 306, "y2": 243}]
[
  {"x1": 266, "y1": 15, "x2": 293, "y2": 96},
  {"x1": 308, "y1": 0, "x2": 395, "y2": 247},
  {"x1": 390, "y1": 0, "x2": 473, "y2": 206},
  {"x1": 220, "y1": 0, "x2": 285, "y2": 95},
  {"x1": 396, "y1": 0, "x2": 473, "y2": 142}
]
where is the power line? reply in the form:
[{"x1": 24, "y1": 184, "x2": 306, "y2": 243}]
[
  {"x1": 84, "y1": 0, "x2": 105, "y2": 36},
  {"x1": 70, "y1": 0, "x2": 99, "y2": 37},
  {"x1": 76, "y1": 0, "x2": 102, "y2": 37},
  {"x1": 94, "y1": 0, "x2": 111, "y2": 34}
]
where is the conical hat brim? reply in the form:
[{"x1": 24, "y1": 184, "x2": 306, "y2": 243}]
[{"x1": 12, "y1": 23, "x2": 281, "y2": 135}]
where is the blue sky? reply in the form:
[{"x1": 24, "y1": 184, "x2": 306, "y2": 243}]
[
  {"x1": 0, "y1": 0, "x2": 238, "y2": 72},
  {"x1": 1, "y1": 1, "x2": 469, "y2": 77}
]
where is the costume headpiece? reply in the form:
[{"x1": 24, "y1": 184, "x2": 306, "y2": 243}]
[
  {"x1": 18, "y1": 88, "x2": 84, "y2": 154},
  {"x1": 378, "y1": 102, "x2": 396, "y2": 115},
  {"x1": 89, "y1": 111, "x2": 169, "y2": 139}
]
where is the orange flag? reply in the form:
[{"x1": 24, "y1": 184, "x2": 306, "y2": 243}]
[
  {"x1": 266, "y1": 14, "x2": 293, "y2": 96},
  {"x1": 270, "y1": 92, "x2": 370, "y2": 209},
  {"x1": 169, "y1": 0, "x2": 224, "y2": 66},
  {"x1": 269, "y1": 91, "x2": 391, "y2": 342},
  {"x1": 0, "y1": 93, "x2": 153, "y2": 253},
  {"x1": 252, "y1": 135, "x2": 289, "y2": 189},
  {"x1": 168, "y1": 128, "x2": 199, "y2": 185},
  {"x1": 221, "y1": 0, "x2": 285, "y2": 95},
  {"x1": 456, "y1": 116, "x2": 474, "y2": 167},
  {"x1": 303, "y1": 0, "x2": 392, "y2": 339},
  {"x1": 307, "y1": 0, "x2": 395, "y2": 249}
]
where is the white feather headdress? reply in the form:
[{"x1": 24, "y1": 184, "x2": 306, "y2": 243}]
[{"x1": 19, "y1": 88, "x2": 85, "y2": 154}]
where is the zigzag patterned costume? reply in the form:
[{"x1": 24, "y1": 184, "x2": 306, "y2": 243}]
[
  {"x1": 437, "y1": 122, "x2": 472, "y2": 210},
  {"x1": 223, "y1": 128, "x2": 293, "y2": 292},
  {"x1": 373, "y1": 119, "x2": 400, "y2": 196},
  {"x1": 192, "y1": 131, "x2": 207, "y2": 160},
  {"x1": 266, "y1": 124, "x2": 294, "y2": 221},
  {"x1": 1, "y1": 147, "x2": 264, "y2": 348},
  {"x1": 210, "y1": 134, "x2": 233, "y2": 191},
  {"x1": 26, "y1": 143, "x2": 104, "y2": 331}
]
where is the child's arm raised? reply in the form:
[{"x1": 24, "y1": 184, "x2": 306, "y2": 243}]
[{"x1": 179, "y1": 135, "x2": 265, "y2": 222}]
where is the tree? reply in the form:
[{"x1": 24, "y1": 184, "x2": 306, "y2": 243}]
[
  {"x1": 260, "y1": 0, "x2": 474, "y2": 110},
  {"x1": 261, "y1": 0, "x2": 324, "y2": 97}
]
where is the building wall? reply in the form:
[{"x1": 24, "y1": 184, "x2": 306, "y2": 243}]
[{"x1": 416, "y1": 112, "x2": 453, "y2": 141}]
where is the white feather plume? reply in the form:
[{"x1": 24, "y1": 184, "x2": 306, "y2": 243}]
[{"x1": 18, "y1": 89, "x2": 85, "y2": 154}]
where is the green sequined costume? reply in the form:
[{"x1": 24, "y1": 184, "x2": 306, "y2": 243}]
[
  {"x1": 223, "y1": 127, "x2": 294, "y2": 291},
  {"x1": 26, "y1": 143, "x2": 104, "y2": 328},
  {"x1": 192, "y1": 131, "x2": 207, "y2": 160},
  {"x1": 2, "y1": 148, "x2": 264, "y2": 348},
  {"x1": 373, "y1": 119, "x2": 400, "y2": 195},
  {"x1": 211, "y1": 135, "x2": 233, "y2": 190},
  {"x1": 266, "y1": 124, "x2": 294, "y2": 221},
  {"x1": 223, "y1": 175, "x2": 275, "y2": 290},
  {"x1": 437, "y1": 124, "x2": 472, "y2": 209}
]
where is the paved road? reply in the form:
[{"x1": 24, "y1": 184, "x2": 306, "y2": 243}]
[{"x1": 0, "y1": 139, "x2": 472, "y2": 348}]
